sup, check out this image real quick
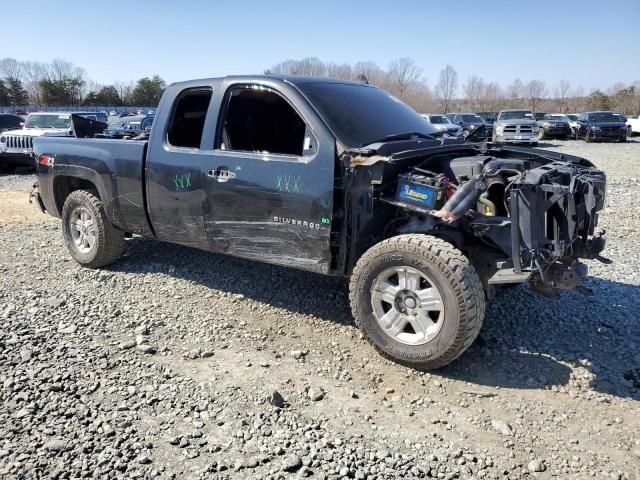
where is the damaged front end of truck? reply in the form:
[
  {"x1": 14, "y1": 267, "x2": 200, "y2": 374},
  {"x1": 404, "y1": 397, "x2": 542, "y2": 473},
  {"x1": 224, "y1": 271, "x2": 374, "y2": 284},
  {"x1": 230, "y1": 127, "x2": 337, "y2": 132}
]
[{"x1": 339, "y1": 139, "x2": 608, "y2": 300}]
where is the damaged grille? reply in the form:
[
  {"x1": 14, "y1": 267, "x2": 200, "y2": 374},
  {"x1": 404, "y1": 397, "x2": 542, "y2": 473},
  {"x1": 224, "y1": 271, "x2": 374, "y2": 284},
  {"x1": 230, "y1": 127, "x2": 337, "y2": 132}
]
[{"x1": 4, "y1": 136, "x2": 34, "y2": 150}]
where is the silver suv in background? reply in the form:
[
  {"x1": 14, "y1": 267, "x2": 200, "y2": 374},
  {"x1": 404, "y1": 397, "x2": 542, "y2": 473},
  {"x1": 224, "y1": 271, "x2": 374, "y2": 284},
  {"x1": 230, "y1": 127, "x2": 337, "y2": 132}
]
[{"x1": 492, "y1": 109, "x2": 539, "y2": 145}]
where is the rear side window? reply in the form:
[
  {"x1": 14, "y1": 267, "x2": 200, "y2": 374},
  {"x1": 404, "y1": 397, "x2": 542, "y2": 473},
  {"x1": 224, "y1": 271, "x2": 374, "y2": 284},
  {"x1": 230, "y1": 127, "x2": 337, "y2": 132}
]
[
  {"x1": 167, "y1": 87, "x2": 213, "y2": 148},
  {"x1": 218, "y1": 86, "x2": 306, "y2": 156}
]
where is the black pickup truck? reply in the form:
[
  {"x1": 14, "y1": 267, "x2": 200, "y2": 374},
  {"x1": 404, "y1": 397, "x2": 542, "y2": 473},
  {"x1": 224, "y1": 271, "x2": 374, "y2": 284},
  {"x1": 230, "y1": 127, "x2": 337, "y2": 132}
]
[{"x1": 31, "y1": 76, "x2": 608, "y2": 369}]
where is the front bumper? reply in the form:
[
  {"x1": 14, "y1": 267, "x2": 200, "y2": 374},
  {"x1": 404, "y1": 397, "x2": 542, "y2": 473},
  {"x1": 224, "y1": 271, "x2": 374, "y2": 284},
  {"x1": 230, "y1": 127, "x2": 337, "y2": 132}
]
[
  {"x1": 541, "y1": 126, "x2": 572, "y2": 137},
  {"x1": 496, "y1": 133, "x2": 538, "y2": 144},
  {"x1": 589, "y1": 129, "x2": 626, "y2": 141}
]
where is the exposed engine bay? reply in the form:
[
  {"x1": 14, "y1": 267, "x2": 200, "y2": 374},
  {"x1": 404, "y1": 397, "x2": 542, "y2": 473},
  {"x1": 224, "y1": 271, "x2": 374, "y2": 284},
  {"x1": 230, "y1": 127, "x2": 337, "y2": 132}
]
[{"x1": 344, "y1": 143, "x2": 608, "y2": 299}]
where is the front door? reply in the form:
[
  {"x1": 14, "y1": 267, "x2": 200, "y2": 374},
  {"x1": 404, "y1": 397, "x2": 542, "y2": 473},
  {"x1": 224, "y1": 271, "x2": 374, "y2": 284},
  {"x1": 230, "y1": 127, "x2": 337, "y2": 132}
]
[{"x1": 201, "y1": 82, "x2": 335, "y2": 274}]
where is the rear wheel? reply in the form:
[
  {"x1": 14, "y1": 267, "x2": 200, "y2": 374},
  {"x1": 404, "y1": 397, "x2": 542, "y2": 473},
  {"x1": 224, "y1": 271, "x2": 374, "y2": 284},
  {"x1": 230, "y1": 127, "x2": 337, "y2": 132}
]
[
  {"x1": 61, "y1": 189, "x2": 124, "y2": 268},
  {"x1": 349, "y1": 234, "x2": 485, "y2": 370}
]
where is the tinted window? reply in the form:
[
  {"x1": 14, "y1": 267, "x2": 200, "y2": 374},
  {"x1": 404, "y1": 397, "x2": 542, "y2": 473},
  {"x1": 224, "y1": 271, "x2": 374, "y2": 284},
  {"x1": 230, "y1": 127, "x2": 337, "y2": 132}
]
[
  {"x1": 297, "y1": 82, "x2": 438, "y2": 148},
  {"x1": 588, "y1": 112, "x2": 625, "y2": 123},
  {"x1": 499, "y1": 111, "x2": 535, "y2": 120},
  {"x1": 462, "y1": 114, "x2": 483, "y2": 123},
  {"x1": 167, "y1": 87, "x2": 213, "y2": 148},
  {"x1": 429, "y1": 115, "x2": 449, "y2": 124},
  {"x1": 0, "y1": 115, "x2": 23, "y2": 129},
  {"x1": 218, "y1": 86, "x2": 306, "y2": 156}
]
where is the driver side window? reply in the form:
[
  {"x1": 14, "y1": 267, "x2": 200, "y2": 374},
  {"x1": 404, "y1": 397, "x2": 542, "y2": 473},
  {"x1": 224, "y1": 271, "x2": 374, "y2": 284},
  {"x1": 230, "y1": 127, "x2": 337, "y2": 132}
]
[{"x1": 217, "y1": 86, "x2": 307, "y2": 157}]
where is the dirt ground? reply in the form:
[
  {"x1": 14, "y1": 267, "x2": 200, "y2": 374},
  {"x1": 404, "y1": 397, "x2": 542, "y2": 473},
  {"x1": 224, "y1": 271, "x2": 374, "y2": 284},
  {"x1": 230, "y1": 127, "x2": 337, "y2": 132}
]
[{"x1": 0, "y1": 191, "x2": 53, "y2": 226}]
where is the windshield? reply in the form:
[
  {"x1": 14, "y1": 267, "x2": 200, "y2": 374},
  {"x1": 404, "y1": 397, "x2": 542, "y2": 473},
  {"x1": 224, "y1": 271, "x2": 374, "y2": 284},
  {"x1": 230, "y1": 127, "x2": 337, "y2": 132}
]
[
  {"x1": 550, "y1": 114, "x2": 569, "y2": 122},
  {"x1": 297, "y1": 82, "x2": 438, "y2": 147},
  {"x1": 462, "y1": 114, "x2": 483, "y2": 123},
  {"x1": 429, "y1": 115, "x2": 450, "y2": 124},
  {"x1": 535, "y1": 113, "x2": 552, "y2": 120},
  {"x1": 589, "y1": 112, "x2": 625, "y2": 123},
  {"x1": 500, "y1": 111, "x2": 535, "y2": 121},
  {"x1": 25, "y1": 114, "x2": 71, "y2": 129},
  {"x1": 566, "y1": 114, "x2": 578, "y2": 121}
]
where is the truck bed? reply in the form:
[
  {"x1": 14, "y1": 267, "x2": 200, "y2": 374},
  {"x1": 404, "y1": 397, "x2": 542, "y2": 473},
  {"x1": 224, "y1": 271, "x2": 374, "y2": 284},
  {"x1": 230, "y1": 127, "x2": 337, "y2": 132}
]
[{"x1": 34, "y1": 137, "x2": 153, "y2": 235}]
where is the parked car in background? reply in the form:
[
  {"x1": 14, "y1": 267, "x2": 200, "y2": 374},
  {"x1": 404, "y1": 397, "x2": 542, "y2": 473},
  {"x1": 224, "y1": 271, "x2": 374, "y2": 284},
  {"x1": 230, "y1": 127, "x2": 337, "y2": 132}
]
[
  {"x1": 492, "y1": 109, "x2": 539, "y2": 145},
  {"x1": 565, "y1": 114, "x2": 580, "y2": 135},
  {"x1": 576, "y1": 111, "x2": 628, "y2": 142},
  {"x1": 0, "y1": 114, "x2": 25, "y2": 133},
  {"x1": 99, "y1": 115, "x2": 154, "y2": 139},
  {"x1": 626, "y1": 114, "x2": 640, "y2": 136},
  {"x1": 420, "y1": 113, "x2": 462, "y2": 136},
  {"x1": 476, "y1": 112, "x2": 497, "y2": 124},
  {"x1": 446, "y1": 112, "x2": 493, "y2": 139},
  {"x1": 535, "y1": 112, "x2": 572, "y2": 140},
  {"x1": 0, "y1": 112, "x2": 106, "y2": 172}
]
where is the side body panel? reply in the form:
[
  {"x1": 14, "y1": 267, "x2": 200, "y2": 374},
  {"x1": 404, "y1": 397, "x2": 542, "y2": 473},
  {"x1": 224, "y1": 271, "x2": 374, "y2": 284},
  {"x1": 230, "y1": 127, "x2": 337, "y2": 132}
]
[{"x1": 33, "y1": 137, "x2": 152, "y2": 235}]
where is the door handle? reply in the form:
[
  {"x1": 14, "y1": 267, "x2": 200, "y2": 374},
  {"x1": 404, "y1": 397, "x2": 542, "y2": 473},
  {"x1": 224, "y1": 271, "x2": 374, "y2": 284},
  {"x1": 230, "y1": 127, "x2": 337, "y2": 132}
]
[{"x1": 208, "y1": 167, "x2": 236, "y2": 182}]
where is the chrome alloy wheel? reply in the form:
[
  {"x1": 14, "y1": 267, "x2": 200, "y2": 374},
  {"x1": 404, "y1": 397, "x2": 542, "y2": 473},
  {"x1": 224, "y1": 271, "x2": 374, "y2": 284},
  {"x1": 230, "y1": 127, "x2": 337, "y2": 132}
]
[
  {"x1": 370, "y1": 266, "x2": 444, "y2": 345},
  {"x1": 69, "y1": 206, "x2": 97, "y2": 253}
]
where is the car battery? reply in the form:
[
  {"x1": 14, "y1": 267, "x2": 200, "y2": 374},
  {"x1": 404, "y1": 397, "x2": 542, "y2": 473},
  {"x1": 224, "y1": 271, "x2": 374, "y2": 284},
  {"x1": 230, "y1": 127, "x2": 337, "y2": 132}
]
[{"x1": 395, "y1": 169, "x2": 446, "y2": 210}]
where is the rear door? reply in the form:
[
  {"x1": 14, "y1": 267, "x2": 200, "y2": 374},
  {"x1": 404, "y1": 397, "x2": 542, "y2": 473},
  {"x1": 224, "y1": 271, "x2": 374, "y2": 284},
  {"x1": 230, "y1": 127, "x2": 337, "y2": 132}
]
[
  {"x1": 145, "y1": 85, "x2": 214, "y2": 249},
  {"x1": 200, "y1": 80, "x2": 336, "y2": 274}
]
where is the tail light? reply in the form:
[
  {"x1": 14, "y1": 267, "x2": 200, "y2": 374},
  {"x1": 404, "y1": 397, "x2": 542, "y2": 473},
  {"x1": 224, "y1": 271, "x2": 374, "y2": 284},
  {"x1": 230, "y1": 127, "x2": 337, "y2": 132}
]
[{"x1": 39, "y1": 154, "x2": 54, "y2": 166}]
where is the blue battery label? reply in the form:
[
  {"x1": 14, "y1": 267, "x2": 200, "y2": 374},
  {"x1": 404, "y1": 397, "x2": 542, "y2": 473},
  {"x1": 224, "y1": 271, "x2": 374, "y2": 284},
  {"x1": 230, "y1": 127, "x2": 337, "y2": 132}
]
[{"x1": 398, "y1": 181, "x2": 436, "y2": 207}]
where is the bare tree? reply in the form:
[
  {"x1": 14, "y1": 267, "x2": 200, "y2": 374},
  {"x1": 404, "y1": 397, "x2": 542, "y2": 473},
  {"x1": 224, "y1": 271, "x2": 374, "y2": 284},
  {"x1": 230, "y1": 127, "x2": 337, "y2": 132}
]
[
  {"x1": 553, "y1": 80, "x2": 571, "y2": 112},
  {"x1": 0, "y1": 58, "x2": 21, "y2": 81},
  {"x1": 507, "y1": 78, "x2": 524, "y2": 106},
  {"x1": 482, "y1": 82, "x2": 504, "y2": 111},
  {"x1": 20, "y1": 61, "x2": 47, "y2": 105},
  {"x1": 525, "y1": 80, "x2": 547, "y2": 111},
  {"x1": 326, "y1": 62, "x2": 353, "y2": 80},
  {"x1": 463, "y1": 75, "x2": 485, "y2": 110},
  {"x1": 434, "y1": 65, "x2": 458, "y2": 113},
  {"x1": 353, "y1": 61, "x2": 387, "y2": 87},
  {"x1": 387, "y1": 57, "x2": 422, "y2": 99}
]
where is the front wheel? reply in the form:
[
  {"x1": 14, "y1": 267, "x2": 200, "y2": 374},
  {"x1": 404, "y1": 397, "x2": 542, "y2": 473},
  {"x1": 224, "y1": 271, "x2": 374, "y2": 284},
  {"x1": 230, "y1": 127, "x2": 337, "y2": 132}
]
[
  {"x1": 538, "y1": 128, "x2": 545, "y2": 140},
  {"x1": 61, "y1": 189, "x2": 125, "y2": 268},
  {"x1": 349, "y1": 235, "x2": 485, "y2": 370}
]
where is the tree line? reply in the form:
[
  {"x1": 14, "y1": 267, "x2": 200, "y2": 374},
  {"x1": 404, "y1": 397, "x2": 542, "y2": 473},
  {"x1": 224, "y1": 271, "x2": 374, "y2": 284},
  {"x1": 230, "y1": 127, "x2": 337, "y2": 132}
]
[
  {"x1": 265, "y1": 57, "x2": 640, "y2": 115},
  {"x1": 2, "y1": 55, "x2": 639, "y2": 114},
  {"x1": 0, "y1": 58, "x2": 166, "y2": 107}
]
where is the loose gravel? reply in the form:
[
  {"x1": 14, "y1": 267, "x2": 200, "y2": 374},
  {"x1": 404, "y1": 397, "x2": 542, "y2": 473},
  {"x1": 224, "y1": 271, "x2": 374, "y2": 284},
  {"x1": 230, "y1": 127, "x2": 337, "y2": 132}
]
[{"x1": 1, "y1": 140, "x2": 639, "y2": 479}]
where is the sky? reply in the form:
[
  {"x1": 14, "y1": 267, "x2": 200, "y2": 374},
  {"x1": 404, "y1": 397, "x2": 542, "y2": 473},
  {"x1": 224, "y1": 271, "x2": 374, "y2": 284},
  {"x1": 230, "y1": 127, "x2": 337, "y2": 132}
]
[{"x1": 1, "y1": 0, "x2": 639, "y2": 92}]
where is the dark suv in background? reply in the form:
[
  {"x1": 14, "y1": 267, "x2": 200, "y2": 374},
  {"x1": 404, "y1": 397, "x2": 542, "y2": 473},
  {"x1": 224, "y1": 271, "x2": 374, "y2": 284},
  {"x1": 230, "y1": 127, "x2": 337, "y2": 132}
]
[
  {"x1": 576, "y1": 111, "x2": 628, "y2": 142},
  {"x1": 0, "y1": 113, "x2": 24, "y2": 133},
  {"x1": 446, "y1": 112, "x2": 493, "y2": 139},
  {"x1": 476, "y1": 112, "x2": 497, "y2": 124},
  {"x1": 535, "y1": 112, "x2": 572, "y2": 140}
]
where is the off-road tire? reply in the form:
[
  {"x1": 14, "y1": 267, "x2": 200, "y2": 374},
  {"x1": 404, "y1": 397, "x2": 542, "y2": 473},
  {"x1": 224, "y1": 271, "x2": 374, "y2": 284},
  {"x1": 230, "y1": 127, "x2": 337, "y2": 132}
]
[
  {"x1": 61, "y1": 189, "x2": 124, "y2": 268},
  {"x1": 349, "y1": 234, "x2": 485, "y2": 370}
]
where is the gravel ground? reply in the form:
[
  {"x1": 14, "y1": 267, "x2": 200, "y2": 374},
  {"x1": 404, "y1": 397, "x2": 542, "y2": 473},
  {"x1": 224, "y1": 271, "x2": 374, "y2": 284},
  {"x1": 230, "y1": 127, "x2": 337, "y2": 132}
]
[{"x1": 1, "y1": 140, "x2": 639, "y2": 479}]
